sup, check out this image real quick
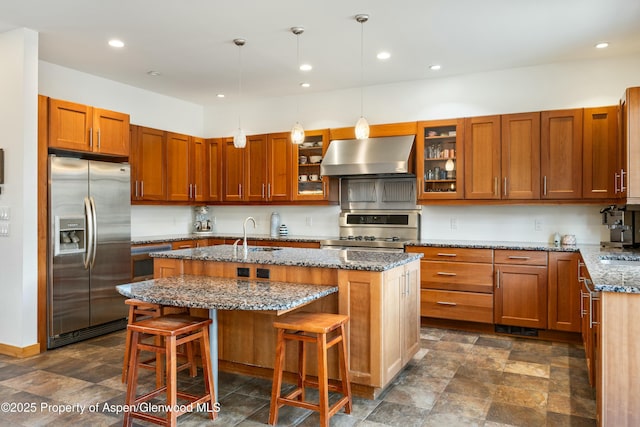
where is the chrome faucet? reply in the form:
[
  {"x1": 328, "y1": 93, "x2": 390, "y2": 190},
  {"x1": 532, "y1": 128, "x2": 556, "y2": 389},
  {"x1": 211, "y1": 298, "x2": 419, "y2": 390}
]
[{"x1": 242, "y1": 216, "x2": 257, "y2": 259}]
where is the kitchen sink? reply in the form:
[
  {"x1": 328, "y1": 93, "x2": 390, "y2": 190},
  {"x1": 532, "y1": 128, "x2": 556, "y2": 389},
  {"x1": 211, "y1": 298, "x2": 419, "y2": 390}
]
[{"x1": 248, "y1": 247, "x2": 283, "y2": 252}]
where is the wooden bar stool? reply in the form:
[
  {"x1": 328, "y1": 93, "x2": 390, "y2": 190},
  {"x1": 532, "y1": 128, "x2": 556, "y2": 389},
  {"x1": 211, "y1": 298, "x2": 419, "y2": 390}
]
[
  {"x1": 121, "y1": 299, "x2": 196, "y2": 386},
  {"x1": 269, "y1": 312, "x2": 352, "y2": 427},
  {"x1": 123, "y1": 314, "x2": 216, "y2": 427}
]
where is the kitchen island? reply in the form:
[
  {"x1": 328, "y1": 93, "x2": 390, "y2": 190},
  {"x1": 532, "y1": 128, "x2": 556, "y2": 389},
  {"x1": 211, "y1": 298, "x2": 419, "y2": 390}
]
[{"x1": 150, "y1": 245, "x2": 423, "y2": 399}]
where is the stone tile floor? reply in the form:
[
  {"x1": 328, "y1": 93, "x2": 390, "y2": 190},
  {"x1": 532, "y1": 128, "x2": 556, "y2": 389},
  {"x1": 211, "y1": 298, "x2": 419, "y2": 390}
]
[{"x1": 0, "y1": 327, "x2": 596, "y2": 426}]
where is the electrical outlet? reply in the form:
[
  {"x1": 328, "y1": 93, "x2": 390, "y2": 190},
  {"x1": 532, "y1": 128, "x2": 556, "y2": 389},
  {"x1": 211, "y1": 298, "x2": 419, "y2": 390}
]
[
  {"x1": 0, "y1": 207, "x2": 9, "y2": 220},
  {"x1": 534, "y1": 219, "x2": 542, "y2": 231},
  {"x1": 306, "y1": 216, "x2": 313, "y2": 227},
  {"x1": 0, "y1": 223, "x2": 9, "y2": 237},
  {"x1": 450, "y1": 217, "x2": 458, "y2": 230}
]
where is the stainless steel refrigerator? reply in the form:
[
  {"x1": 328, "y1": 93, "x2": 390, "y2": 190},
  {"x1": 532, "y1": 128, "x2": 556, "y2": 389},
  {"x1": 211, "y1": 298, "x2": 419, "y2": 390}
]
[{"x1": 48, "y1": 155, "x2": 131, "y2": 348}]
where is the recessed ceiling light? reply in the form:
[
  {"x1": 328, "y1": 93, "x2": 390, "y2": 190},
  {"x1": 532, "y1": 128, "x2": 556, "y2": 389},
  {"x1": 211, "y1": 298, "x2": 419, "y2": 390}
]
[
  {"x1": 216, "y1": 94, "x2": 225, "y2": 98},
  {"x1": 146, "y1": 70, "x2": 161, "y2": 77},
  {"x1": 300, "y1": 82, "x2": 310, "y2": 88},
  {"x1": 429, "y1": 64, "x2": 442, "y2": 71},
  {"x1": 595, "y1": 42, "x2": 609, "y2": 49},
  {"x1": 377, "y1": 51, "x2": 391, "y2": 60},
  {"x1": 108, "y1": 39, "x2": 125, "y2": 48},
  {"x1": 299, "y1": 64, "x2": 312, "y2": 71}
]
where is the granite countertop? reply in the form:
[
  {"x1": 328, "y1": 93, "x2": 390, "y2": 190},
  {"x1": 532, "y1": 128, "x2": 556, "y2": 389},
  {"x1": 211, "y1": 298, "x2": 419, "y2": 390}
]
[
  {"x1": 406, "y1": 239, "x2": 579, "y2": 252},
  {"x1": 117, "y1": 275, "x2": 337, "y2": 311},
  {"x1": 150, "y1": 244, "x2": 423, "y2": 272},
  {"x1": 132, "y1": 233, "x2": 328, "y2": 245}
]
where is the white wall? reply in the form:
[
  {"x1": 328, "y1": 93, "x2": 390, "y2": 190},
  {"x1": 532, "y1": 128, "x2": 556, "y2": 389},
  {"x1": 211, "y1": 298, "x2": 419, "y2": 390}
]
[
  {"x1": 0, "y1": 28, "x2": 39, "y2": 347},
  {"x1": 39, "y1": 62, "x2": 205, "y2": 136}
]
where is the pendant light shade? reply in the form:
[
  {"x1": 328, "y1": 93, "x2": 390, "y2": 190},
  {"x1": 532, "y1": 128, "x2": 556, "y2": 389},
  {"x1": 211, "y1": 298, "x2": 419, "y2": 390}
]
[
  {"x1": 290, "y1": 27, "x2": 305, "y2": 144},
  {"x1": 355, "y1": 14, "x2": 369, "y2": 140},
  {"x1": 233, "y1": 38, "x2": 246, "y2": 148}
]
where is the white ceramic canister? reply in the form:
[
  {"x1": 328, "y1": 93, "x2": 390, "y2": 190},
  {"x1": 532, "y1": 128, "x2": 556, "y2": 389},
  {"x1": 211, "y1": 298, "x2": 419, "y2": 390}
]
[{"x1": 270, "y1": 212, "x2": 280, "y2": 237}]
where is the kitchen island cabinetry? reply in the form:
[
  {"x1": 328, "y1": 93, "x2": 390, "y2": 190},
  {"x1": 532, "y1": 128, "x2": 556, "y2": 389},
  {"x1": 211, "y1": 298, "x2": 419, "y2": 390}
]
[
  {"x1": 541, "y1": 109, "x2": 583, "y2": 199},
  {"x1": 151, "y1": 247, "x2": 421, "y2": 398},
  {"x1": 48, "y1": 97, "x2": 130, "y2": 157},
  {"x1": 494, "y1": 250, "x2": 548, "y2": 329},
  {"x1": 417, "y1": 119, "x2": 464, "y2": 199},
  {"x1": 406, "y1": 246, "x2": 494, "y2": 323},
  {"x1": 130, "y1": 125, "x2": 167, "y2": 201}
]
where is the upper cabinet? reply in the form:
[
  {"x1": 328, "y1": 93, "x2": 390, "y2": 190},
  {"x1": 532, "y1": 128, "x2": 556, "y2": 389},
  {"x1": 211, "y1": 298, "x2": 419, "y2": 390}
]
[
  {"x1": 222, "y1": 138, "x2": 246, "y2": 202},
  {"x1": 417, "y1": 119, "x2": 464, "y2": 200},
  {"x1": 583, "y1": 106, "x2": 619, "y2": 199},
  {"x1": 621, "y1": 87, "x2": 640, "y2": 204},
  {"x1": 166, "y1": 133, "x2": 207, "y2": 202},
  {"x1": 293, "y1": 129, "x2": 333, "y2": 201},
  {"x1": 48, "y1": 98, "x2": 130, "y2": 157},
  {"x1": 464, "y1": 115, "x2": 501, "y2": 199},
  {"x1": 540, "y1": 109, "x2": 583, "y2": 199},
  {"x1": 206, "y1": 138, "x2": 223, "y2": 202},
  {"x1": 130, "y1": 126, "x2": 166, "y2": 201},
  {"x1": 501, "y1": 112, "x2": 541, "y2": 200}
]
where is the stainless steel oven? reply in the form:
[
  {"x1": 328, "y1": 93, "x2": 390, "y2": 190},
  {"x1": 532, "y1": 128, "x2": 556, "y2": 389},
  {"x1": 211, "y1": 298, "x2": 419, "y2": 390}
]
[{"x1": 130, "y1": 243, "x2": 172, "y2": 282}]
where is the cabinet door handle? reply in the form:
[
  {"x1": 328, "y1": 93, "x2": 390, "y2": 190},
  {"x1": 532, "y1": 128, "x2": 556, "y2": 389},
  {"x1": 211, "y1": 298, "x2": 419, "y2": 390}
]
[
  {"x1": 543, "y1": 176, "x2": 547, "y2": 196},
  {"x1": 140, "y1": 181, "x2": 144, "y2": 198},
  {"x1": 89, "y1": 127, "x2": 93, "y2": 148},
  {"x1": 239, "y1": 184, "x2": 242, "y2": 198},
  {"x1": 496, "y1": 270, "x2": 500, "y2": 288},
  {"x1": 580, "y1": 290, "x2": 587, "y2": 317},
  {"x1": 436, "y1": 253, "x2": 457, "y2": 257},
  {"x1": 261, "y1": 183, "x2": 265, "y2": 199},
  {"x1": 322, "y1": 181, "x2": 326, "y2": 197},
  {"x1": 437, "y1": 272, "x2": 457, "y2": 276},
  {"x1": 507, "y1": 255, "x2": 530, "y2": 260},
  {"x1": 134, "y1": 180, "x2": 138, "y2": 198},
  {"x1": 193, "y1": 184, "x2": 197, "y2": 198},
  {"x1": 504, "y1": 177, "x2": 508, "y2": 197},
  {"x1": 267, "y1": 183, "x2": 271, "y2": 199},
  {"x1": 615, "y1": 172, "x2": 620, "y2": 193},
  {"x1": 494, "y1": 177, "x2": 498, "y2": 196},
  {"x1": 97, "y1": 128, "x2": 101, "y2": 150},
  {"x1": 436, "y1": 301, "x2": 457, "y2": 306},
  {"x1": 578, "y1": 261, "x2": 585, "y2": 283},
  {"x1": 621, "y1": 169, "x2": 627, "y2": 192},
  {"x1": 188, "y1": 184, "x2": 192, "y2": 199}
]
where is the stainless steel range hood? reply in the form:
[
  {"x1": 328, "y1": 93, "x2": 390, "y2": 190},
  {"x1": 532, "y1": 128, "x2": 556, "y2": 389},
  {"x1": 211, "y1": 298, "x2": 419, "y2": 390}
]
[{"x1": 320, "y1": 135, "x2": 415, "y2": 176}]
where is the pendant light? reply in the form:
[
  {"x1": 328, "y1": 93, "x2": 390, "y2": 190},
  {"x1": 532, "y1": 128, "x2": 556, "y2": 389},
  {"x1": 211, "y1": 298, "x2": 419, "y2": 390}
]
[
  {"x1": 290, "y1": 27, "x2": 305, "y2": 145},
  {"x1": 354, "y1": 14, "x2": 370, "y2": 140},
  {"x1": 233, "y1": 38, "x2": 246, "y2": 148}
]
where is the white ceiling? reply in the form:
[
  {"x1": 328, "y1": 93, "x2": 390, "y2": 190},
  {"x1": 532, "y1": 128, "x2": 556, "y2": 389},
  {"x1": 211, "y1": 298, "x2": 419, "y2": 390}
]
[{"x1": 1, "y1": 0, "x2": 639, "y2": 105}]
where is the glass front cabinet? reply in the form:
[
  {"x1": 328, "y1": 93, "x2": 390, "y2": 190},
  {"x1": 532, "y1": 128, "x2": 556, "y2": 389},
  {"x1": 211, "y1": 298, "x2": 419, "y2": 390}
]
[
  {"x1": 292, "y1": 129, "x2": 331, "y2": 201},
  {"x1": 417, "y1": 119, "x2": 465, "y2": 200}
]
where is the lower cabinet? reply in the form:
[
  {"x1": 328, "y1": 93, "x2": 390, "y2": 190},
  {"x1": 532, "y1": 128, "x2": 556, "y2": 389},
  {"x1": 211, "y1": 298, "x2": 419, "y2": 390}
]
[
  {"x1": 548, "y1": 252, "x2": 581, "y2": 332},
  {"x1": 494, "y1": 250, "x2": 548, "y2": 329}
]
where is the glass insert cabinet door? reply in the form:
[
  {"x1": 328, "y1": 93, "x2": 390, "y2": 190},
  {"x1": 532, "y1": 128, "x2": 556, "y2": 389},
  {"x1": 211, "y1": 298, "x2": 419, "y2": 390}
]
[
  {"x1": 292, "y1": 129, "x2": 330, "y2": 201},
  {"x1": 417, "y1": 119, "x2": 464, "y2": 200}
]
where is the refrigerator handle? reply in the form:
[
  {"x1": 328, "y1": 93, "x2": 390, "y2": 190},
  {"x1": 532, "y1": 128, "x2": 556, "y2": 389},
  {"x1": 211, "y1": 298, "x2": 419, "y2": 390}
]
[
  {"x1": 89, "y1": 196, "x2": 98, "y2": 269},
  {"x1": 83, "y1": 197, "x2": 93, "y2": 269}
]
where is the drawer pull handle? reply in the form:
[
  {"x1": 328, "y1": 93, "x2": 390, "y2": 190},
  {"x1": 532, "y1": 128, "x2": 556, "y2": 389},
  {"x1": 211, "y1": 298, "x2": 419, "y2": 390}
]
[
  {"x1": 507, "y1": 256, "x2": 530, "y2": 260},
  {"x1": 436, "y1": 272, "x2": 457, "y2": 276},
  {"x1": 436, "y1": 253, "x2": 457, "y2": 257},
  {"x1": 436, "y1": 301, "x2": 457, "y2": 306}
]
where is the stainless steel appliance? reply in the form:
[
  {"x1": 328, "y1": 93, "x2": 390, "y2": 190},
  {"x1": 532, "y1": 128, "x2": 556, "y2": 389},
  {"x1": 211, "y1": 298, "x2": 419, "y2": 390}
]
[
  {"x1": 321, "y1": 176, "x2": 420, "y2": 252},
  {"x1": 48, "y1": 155, "x2": 131, "y2": 348},
  {"x1": 600, "y1": 205, "x2": 640, "y2": 248}
]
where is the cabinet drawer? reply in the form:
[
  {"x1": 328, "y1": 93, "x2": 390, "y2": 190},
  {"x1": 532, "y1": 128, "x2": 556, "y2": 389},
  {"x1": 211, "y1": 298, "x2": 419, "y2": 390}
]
[
  {"x1": 421, "y1": 261, "x2": 494, "y2": 293},
  {"x1": 421, "y1": 289, "x2": 493, "y2": 323},
  {"x1": 407, "y1": 246, "x2": 493, "y2": 263},
  {"x1": 495, "y1": 250, "x2": 547, "y2": 266}
]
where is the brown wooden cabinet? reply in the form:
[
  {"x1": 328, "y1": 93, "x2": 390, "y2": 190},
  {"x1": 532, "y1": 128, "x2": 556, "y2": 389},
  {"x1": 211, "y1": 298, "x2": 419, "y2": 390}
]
[
  {"x1": 206, "y1": 138, "x2": 223, "y2": 202},
  {"x1": 266, "y1": 132, "x2": 292, "y2": 202},
  {"x1": 406, "y1": 246, "x2": 494, "y2": 323},
  {"x1": 464, "y1": 115, "x2": 501, "y2": 199},
  {"x1": 131, "y1": 126, "x2": 166, "y2": 201},
  {"x1": 541, "y1": 109, "x2": 583, "y2": 199},
  {"x1": 222, "y1": 138, "x2": 246, "y2": 202},
  {"x1": 583, "y1": 106, "x2": 619, "y2": 199},
  {"x1": 548, "y1": 251, "x2": 581, "y2": 332},
  {"x1": 501, "y1": 112, "x2": 541, "y2": 199},
  {"x1": 191, "y1": 137, "x2": 207, "y2": 202},
  {"x1": 48, "y1": 98, "x2": 130, "y2": 156},
  {"x1": 166, "y1": 132, "x2": 191, "y2": 201},
  {"x1": 417, "y1": 119, "x2": 465, "y2": 199},
  {"x1": 494, "y1": 250, "x2": 548, "y2": 329},
  {"x1": 620, "y1": 87, "x2": 640, "y2": 203},
  {"x1": 293, "y1": 129, "x2": 334, "y2": 201}
]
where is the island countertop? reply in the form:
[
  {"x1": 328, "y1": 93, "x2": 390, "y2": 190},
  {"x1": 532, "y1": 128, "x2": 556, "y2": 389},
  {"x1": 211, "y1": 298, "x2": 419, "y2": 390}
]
[
  {"x1": 116, "y1": 275, "x2": 338, "y2": 312},
  {"x1": 150, "y1": 245, "x2": 423, "y2": 272}
]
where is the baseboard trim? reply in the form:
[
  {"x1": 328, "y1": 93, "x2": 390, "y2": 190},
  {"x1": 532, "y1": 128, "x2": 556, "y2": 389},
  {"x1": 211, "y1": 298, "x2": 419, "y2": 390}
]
[{"x1": 0, "y1": 342, "x2": 41, "y2": 358}]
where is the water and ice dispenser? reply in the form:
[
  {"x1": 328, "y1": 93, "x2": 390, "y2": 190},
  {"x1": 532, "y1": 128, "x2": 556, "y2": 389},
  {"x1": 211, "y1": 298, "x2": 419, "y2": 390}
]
[{"x1": 54, "y1": 216, "x2": 86, "y2": 256}]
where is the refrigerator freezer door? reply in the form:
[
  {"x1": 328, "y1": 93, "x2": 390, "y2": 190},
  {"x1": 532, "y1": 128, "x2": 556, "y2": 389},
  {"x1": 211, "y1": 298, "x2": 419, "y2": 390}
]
[
  {"x1": 88, "y1": 160, "x2": 131, "y2": 325},
  {"x1": 49, "y1": 157, "x2": 91, "y2": 336}
]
